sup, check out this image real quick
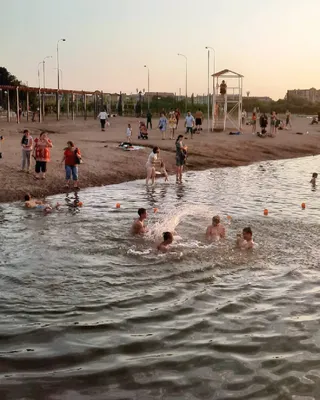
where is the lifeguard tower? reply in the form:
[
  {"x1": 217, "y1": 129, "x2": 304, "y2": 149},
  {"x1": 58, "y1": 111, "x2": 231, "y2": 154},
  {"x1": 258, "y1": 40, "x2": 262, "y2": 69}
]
[{"x1": 211, "y1": 69, "x2": 243, "y2": 132}]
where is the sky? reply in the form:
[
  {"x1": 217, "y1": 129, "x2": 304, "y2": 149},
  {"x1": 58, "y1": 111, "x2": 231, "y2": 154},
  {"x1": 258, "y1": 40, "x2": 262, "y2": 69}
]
[{"x1": 1, "y1": 0, "x2": 320, "y2": 100}]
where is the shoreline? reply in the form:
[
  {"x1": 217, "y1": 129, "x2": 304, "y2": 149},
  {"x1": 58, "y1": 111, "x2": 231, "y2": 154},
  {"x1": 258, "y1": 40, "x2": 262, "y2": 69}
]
[{"x1": 1, "y1": 116, "x2": 320, "y2": 203}]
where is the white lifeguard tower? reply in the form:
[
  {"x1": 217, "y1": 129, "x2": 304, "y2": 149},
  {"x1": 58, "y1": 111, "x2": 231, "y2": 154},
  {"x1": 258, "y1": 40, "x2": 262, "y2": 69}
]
[{"x1": 211, "y1": 69, "x2": 243, "y2": 132}]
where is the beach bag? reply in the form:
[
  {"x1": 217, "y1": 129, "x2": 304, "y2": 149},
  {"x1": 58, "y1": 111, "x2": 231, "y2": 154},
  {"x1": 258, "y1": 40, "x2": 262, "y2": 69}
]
[{"x1": 74, "y1": 148, "x2": 82, "y2": 164}]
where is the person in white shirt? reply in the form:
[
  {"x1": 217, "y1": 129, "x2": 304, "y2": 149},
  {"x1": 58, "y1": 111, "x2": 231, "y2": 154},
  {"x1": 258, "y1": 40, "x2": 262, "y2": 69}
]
[
  {"x1": 21, "y1": 129, "x2": 33, "y2": 172},
  {"x1": 146, "y1": 146, "x2": 160, "y2": 185},
  {"x1": 97, "y1": 109, "x2": 108, "y2": 131},
  {"x1": 126, "y1": 124, "x2": 132, "y2": 143},
  {"x1": 185, "y1": 111, "x2": 195, "y2": 138}
]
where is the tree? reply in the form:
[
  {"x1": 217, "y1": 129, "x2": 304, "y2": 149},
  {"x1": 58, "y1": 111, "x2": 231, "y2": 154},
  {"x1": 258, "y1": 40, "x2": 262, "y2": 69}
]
[
  {"x1": 118, "y1": 92, "x2": 123, "y2": 116},
  {"x1": 0, "y1": 67, "x2": 20, "y2": 86}
]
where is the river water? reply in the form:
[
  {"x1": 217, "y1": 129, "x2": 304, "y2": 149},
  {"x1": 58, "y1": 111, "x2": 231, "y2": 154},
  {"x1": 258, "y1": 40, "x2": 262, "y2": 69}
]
[{"x1": 1, "y1": 156, "x2": 320, "y2": 400}]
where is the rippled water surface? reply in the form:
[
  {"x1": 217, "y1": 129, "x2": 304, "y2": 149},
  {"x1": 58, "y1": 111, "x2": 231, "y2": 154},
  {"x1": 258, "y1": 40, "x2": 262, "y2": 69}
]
[{"x1": 1, "y1": 156, "x2": 320, "y2": 400}]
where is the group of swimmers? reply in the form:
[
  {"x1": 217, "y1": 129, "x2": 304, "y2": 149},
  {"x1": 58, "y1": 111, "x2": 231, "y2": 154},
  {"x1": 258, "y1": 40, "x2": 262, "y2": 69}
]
[{"x1": 131, "y1": 208, "x2": 254, "y2": 252}]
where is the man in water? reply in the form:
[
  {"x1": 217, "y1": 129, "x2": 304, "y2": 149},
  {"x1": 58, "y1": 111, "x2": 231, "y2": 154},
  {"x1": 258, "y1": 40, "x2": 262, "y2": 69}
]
[
  {"x1": 131, "y1": 208, "x2": 148, "y2": 235},
  {"x1": 157, "y1": 232, "x2": 173, "y2": 252},
  {"x1": 206, "y1": 215, "x2": 226, "y2": 240},
  {"x1": 237, "y1": 227, "x2": 254, "y2": 250}
]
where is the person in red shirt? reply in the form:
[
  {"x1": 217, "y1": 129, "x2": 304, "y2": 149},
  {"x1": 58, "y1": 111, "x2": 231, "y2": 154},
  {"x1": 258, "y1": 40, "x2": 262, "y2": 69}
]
[
  {"x1": 61, "y1": 141, "x2": 81, "y2": 189},
  {"x1": 32, "y1": 132, "x2": 53, "y2": 179}
]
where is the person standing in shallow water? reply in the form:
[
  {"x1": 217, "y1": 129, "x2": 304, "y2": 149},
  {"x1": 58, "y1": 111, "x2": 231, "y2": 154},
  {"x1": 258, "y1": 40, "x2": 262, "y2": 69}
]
[
  {"x1": 175, "y1": 135, "x2": 187, "y2": 183},
  {"x1": 146, "y1": 146, "x2": 160, "y2": 185}
]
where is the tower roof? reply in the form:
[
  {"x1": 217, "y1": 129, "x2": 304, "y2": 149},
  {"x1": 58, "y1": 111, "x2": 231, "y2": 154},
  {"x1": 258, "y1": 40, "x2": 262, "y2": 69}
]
[{"x1": 212, "y1": 69, "x2": 244, "y2": 78}]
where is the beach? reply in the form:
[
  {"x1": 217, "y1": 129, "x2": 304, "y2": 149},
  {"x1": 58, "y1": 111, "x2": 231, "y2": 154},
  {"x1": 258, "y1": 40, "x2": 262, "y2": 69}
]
[{"x1": 0, "y1": 115, "x2": 319, "y2": 203}]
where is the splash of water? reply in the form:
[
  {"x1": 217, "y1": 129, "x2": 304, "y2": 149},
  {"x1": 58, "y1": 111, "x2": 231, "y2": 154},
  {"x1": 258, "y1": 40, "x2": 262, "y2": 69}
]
[{"x1": 146, "y1": 204, "x2": 217, "y2": 240}]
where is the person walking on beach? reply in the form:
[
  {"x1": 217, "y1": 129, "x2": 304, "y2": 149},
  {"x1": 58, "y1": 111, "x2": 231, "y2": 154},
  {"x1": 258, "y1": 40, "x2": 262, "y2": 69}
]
[
  {"x1": 146, "y1": 110, "x2": 152, "y2": 129},
  {"x1": 195, "y1": 108, "x2": 203, "y2": 133},
  {"x1": 285, "y1": 110, "x2": 292, "y2": 129},
  {"x1": 33, "y1": 132, "x2": 53, "y2": 180},
  {"x1": 146, "y1": 146, "x2": 160, "y2": 185},
  {"x1": 61, "y1": 141, "x2": 81, "y2": 189},
  {"x1": 175, "y1": 108, "x2": 181, "y2": 128},
  {"x1": 251, "y1": 112, "x2": 257, "y2": 134},
  {"x1": 158, "y1": 113, "x2": 168, "y2": 140},
  {"x1": 97, "y1": 109, "x2": 108, "y2": 131},
  {"x1": 185, "y1": 111, "x2": 195, "y2": 138},
  {"x1": 168, "y1": 110, "x2": 177, "y2": 140},
  {"x1": 175, "y1": 135, "x2": 187, "y2": 183},
  {"x1": 270, "y1": 111, "x2": 277, "y2": 136},
  {"x1": 21, "y1": 129, "x2": 33, "y2": 173}
]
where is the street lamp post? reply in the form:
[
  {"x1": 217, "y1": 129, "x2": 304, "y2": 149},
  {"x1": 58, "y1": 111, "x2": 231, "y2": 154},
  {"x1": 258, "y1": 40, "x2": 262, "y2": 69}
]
[
  {"x1": 37, "y1": 61, "x2": 42, "y2": 123},
  {"x1": 56, "y1": 38, "x2": 66, "y2": 121},
  {"x1": 42, "y1": 55, "x2": 52, "y2": 119},
  {"x1": 205, "y1": 46, "x2": 216, "y2": 131},
  {"x1": 144, "y1": 65, "x2": 150, "y2": 110},
  {"x1": 177, "y1": 53, "x2": 188, "y2": 113}
]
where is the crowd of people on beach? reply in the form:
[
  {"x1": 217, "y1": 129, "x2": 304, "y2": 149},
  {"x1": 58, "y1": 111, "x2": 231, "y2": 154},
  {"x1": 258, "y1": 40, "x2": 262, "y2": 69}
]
[
  {"x1": 242, "y1": 109, "x2": 292, "y2": 137},
  {"x1": 131, "y1": 208, "x2": 254, "y2": 253}
]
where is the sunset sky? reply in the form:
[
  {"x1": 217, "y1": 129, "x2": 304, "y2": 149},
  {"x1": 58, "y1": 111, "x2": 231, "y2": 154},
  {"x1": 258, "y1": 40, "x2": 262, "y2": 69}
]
[{"x1": 2, "y1": 0, "x2": 319, "y2": 100}]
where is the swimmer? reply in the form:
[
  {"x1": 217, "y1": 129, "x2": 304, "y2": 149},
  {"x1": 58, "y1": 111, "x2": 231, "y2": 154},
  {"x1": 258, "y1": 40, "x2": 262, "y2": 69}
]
[
  {"x1": 310, "y1": 172, "x2": 318, "y2": 187},
  {"x1": 131, "y1": 208, "x2": 148, "y2": 235},
  {"x1": 206, "y1": 215, "x2": 226, "y2": 240},
  {"x1": 157, "y1": 232, "x2": 173, "y2": 252},
  {"x1": 24, "y1": 193, "x2": 45, "y2": 208},
  {"x1": 236, "y1": 227, "x2": 254, "y2": 250}
]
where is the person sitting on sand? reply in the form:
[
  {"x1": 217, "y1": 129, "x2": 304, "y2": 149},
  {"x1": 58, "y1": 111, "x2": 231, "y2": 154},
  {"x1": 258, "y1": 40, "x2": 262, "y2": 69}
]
[
  {"x1": 236, "y1": 227, "x2": 254, "y2": 250},
  {"x1": 310, "y1": 172, "x2": 318, "y2": 187},
  {"x1": 157, "y1": 232, "x2": 173, "y2": 252},
  {"x1": 206, "y1": 215, "x2": 226, "y2": 240},
  {"x1": 131, "y1": 208, "x2": 148, "y2": 235}
]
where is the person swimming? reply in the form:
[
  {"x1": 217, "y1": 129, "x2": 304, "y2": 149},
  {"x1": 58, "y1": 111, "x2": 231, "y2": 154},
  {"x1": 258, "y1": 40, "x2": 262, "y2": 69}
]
[
  {"x1": 236, "y1": 227, "x2": 254, "y2": 250},
  {"x1": 131, "y1": 208, "x2": 148, "y2": 235},
  {"x1": 310, "y1": 172, "x2": 318, "y2": 187},
  {"x1": 24, "y1": 194, "x2": 60, "y2": 213},
  {"x1": 157, "y1": 232, "x2": 173, "y2": 252},
  {"x1": 206, "y1": 215, "x2": 226, "y2": 240}
]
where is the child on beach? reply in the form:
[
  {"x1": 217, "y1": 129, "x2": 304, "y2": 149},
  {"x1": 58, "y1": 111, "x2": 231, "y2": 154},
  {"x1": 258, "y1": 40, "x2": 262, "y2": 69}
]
[
  {"x1": 206, "y1": 215, "x2": 226, "y2": 240},
  {"x1": 310, "y1": 173, "x2": 318, "y2": 187},
  {"x1": 160, "y1": 161, "x2": 168, "y2": 182},
  {"x1": 157, "y1": 232, "x2": 173, "y2": 252},
  {"x1": 126, "y1": 124, "x2": 132, "y2": 143},
  {"x1": 236, "y1": 227, "x2": 254, "y2": 250}
]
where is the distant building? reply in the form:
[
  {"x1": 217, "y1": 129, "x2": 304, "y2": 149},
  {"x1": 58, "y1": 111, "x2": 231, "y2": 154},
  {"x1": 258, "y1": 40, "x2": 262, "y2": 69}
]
[
  {"x1": 287, "y1": 88, "x2": 320, "y2": 103},
  {"x1": 145, "y1": 92, "x2": 175, "y2": 99},
  {"x1": 246, "y1": 96, "x2": 273, "y2": 102}
]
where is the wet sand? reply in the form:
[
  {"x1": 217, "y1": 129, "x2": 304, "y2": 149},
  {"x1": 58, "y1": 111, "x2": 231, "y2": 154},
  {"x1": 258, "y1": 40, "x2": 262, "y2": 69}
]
[{"x1": 0, "y1": 115, "x2": 319, "y2": 203}]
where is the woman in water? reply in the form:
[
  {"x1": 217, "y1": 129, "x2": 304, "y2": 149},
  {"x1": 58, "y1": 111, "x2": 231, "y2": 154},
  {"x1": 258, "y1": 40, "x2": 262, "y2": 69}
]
[
  {"x1": 61, "y1": 141, "x2": 81, "y2": 189},
  {"x1": 146, "y1": 146, "x2": 160, "y2": 185},
  {"x1": 175, "y1": 135, "x2": 187, "y2": 183},
  {"x1": 32, "y1": 131, "x2": 53, "y2": 180}
]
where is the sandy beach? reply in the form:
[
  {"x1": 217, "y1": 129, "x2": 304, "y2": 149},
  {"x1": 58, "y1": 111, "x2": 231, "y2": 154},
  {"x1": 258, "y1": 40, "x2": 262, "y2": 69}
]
[{"x1": 0, "y1": 115, "x2": 319, "y2": 203}]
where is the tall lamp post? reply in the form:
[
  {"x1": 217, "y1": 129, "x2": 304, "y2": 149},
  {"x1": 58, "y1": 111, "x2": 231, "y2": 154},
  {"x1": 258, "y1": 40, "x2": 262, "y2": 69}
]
[
  {"x1": 144, "y1": 65, "x2": 150, "y2": 110},
  {"x1": 177, "y1": 53, "x2": 188, "y2": 112},
  {"x1": 37, "y1": 61, "x2": 42, "y2": 123},
  {"x1": 42, "y1": 55, "x2": 52, "y2": 118},
  {"x1": 205, "y1": 46, "x2": 216, "y2": 131},
  {"x1": 56, "y1": 38, "x2": 66, "y2": 121}
]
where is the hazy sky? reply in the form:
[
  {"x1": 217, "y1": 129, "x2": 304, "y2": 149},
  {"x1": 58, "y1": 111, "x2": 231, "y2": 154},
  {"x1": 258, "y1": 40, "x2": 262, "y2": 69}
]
[{"x1": 2, "y1": 0, "x2": 319, "y2": 99}]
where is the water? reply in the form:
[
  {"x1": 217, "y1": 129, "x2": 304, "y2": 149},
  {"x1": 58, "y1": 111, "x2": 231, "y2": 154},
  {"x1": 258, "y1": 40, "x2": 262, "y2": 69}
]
[{"x1": 1, "y1": 156, "x2": 320, "y2": 399}]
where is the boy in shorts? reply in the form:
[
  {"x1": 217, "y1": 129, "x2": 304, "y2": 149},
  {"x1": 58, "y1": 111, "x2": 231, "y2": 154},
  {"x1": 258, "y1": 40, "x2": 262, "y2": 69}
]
[{"x1": 185, "y1": 111, "x2": 195, "y2": 139}]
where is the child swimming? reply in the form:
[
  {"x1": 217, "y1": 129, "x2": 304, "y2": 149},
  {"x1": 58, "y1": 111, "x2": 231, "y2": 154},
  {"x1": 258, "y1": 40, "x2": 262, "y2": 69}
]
[
  {"x1": 236, "y1": 227, "x2": 254, "y2": 250},
  {"x1": 24, "y1": 194, "x2": 60, "y2": 213},
  {"x1": 206, "y1": 215, "x2": 226, "y2": 240},
  {"x1": 310, "y1": 172, "x2": 318, "y2": 187},
  {"x1": 157, "y1": 232, "x2": 173, "y2": 252}
]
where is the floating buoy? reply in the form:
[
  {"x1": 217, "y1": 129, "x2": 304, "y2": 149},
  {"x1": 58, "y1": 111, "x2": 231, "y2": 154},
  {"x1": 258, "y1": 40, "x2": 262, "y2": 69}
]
[
  {"x1": 264, "y1": 209, "x2": 268, "y2": 216},
  {"x1": 116, "y1": 203, "x2": 121, "y2": 209},
  {"x1": 153, "y1": 208, "x2": 158, "y2": 213},
  {"x1": 301, "y1": 202, "x2": 306, "y2": 210},
  {"x1": 227, "y1": 215, "x2": 232, "y2": 220},
  {"x1": 78, "y1": 201, "x2": 83, "y2": 207}
]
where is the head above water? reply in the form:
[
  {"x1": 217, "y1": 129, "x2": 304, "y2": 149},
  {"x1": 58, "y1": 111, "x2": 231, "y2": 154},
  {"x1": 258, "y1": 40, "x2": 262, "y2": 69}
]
[
  {"x1": 212, "y1": 215, "x2": 220, "y2": 226},
  {"x1": 312, "y1": 172, "x2": 318, "y2": 178},
  {"x1": 243, "y1": 227, "x2": 252, "y2": 241},
  {"x1": 24, "y1": 193, "x2": 31, "y2": 201},
  {"x1": 163, "y1": 232, "x2": 173, "y2": 243},
  {"x1": 138, "y1": 208, "x2": 147, "y2": 219},
  {"x1": 153, "y1": 146, "x2": 160, "y2": 154}
]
